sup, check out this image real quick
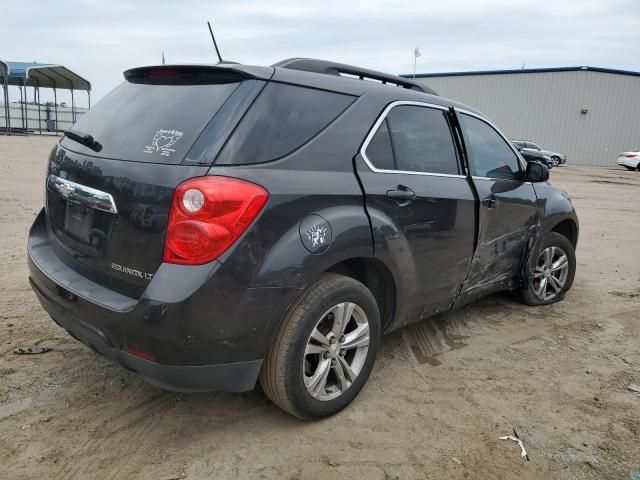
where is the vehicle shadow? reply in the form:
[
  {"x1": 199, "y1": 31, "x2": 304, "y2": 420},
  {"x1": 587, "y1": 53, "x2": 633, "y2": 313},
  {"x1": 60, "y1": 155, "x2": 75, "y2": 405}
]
[
  {"x1": 29, "y1": 290, "x2": 536, "y2": 479},
  {"x1": 49, "y1": 290, "x2": 527, "y2": 437}
]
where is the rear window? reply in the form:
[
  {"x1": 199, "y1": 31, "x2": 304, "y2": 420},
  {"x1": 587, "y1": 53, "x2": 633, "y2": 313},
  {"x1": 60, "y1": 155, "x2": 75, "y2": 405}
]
[
  {"x1": 61, "y1": 80, "x2": 242, "y2": 164},
  {"x1": 215, "y1": 82, "x2": 355, "y2": 165}
]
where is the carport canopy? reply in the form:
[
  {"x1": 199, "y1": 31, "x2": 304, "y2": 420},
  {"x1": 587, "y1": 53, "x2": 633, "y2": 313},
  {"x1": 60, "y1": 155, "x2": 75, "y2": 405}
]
[
  {"x1": 1, "y1": 60, "x2": 91, "y2": 136},
  {"x1": 1, "y1": 61, "x2": 91, "y2": 91}
]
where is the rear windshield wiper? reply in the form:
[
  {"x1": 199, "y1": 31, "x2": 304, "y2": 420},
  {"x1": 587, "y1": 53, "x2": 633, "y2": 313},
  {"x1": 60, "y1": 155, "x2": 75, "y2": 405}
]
[{"x1": 63, "y1": 129, "x2": 103, "y2": 152}]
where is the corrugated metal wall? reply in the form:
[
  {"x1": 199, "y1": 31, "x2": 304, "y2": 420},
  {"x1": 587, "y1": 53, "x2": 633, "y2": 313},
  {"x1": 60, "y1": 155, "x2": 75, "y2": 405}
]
[{"x1": 415, "y1": 71, "x2": 640, "y2": 167}]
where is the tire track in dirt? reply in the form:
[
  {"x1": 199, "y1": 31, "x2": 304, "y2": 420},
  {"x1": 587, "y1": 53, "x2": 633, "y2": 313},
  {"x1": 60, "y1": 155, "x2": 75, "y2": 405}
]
[{"x1": 54, "y1": 391, "x2": 174, "y2": 480}]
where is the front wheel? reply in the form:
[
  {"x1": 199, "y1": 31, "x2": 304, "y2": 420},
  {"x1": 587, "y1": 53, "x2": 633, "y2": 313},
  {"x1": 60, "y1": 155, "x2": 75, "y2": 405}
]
[
  {"x1": 518, "y1": 232, "x2": 576, "y2": 305},
  {"x1": 260, "y1": 273, "x2": 380, "y2": 420}
]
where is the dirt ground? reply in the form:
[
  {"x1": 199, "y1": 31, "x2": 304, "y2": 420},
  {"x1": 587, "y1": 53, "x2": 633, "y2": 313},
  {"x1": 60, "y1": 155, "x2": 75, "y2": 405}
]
[{"x1": 1, "y1": 135, "x2": 639, "y2": 480}]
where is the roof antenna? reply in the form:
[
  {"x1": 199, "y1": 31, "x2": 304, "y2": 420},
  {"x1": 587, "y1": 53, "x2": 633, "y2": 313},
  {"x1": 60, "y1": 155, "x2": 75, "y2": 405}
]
[{"x1": 207, "y1": 21, "x2": 223, "y2": 63}]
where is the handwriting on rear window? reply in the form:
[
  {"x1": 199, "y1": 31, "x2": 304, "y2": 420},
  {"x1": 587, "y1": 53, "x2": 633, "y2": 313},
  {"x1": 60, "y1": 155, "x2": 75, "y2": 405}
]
[{"x1": 143, "y1": 129, "x2": 184, "y2": 157}]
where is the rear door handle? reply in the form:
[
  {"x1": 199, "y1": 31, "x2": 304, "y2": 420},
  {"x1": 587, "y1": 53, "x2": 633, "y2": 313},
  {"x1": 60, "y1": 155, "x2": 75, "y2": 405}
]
[
  {"x1": 482, "y1": 196, "x2": 498, "y2": 209},
  {"x1": 386, "y1": 186, "x2": 416, "y2": 205}
]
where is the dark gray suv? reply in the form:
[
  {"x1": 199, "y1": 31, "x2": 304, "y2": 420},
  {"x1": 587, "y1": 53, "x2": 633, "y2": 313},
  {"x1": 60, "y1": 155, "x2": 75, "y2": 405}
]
[{"x1": 27, "y1": 58, "x2": 578, "y2": 419}]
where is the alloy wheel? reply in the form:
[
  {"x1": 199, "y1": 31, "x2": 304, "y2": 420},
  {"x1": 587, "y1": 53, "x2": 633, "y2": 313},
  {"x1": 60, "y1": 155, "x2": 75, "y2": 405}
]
[
  {"x1": 303, "y1": 302, "x2": 370, "y2": 401},
  {"x1": 531, "y1": 246, "x2": 569, "y2": 301}
]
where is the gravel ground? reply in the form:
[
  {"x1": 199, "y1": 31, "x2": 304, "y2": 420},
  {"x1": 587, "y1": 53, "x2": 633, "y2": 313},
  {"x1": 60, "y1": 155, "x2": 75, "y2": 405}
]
[{"x1": 1, "y1": 135, "x2": 639, "y2": 480}]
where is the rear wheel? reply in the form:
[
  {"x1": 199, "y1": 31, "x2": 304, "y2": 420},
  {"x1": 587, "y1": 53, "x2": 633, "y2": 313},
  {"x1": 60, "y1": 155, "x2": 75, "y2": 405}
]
[
  {"x1": 260, "y1": 273, "x2": 380, "y2": 420},
  {"x1": 518, "y1": 232, "x2": 576, "y2": 305}
]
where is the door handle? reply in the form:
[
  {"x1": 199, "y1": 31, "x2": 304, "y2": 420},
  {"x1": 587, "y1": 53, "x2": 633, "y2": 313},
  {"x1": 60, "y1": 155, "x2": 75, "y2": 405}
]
[
  {"x1": 386, "y1": 186, "x2": 416, "y2": 205},
  {"x1": 482, "y1": 196, "x2": 498, "y2": 209}
]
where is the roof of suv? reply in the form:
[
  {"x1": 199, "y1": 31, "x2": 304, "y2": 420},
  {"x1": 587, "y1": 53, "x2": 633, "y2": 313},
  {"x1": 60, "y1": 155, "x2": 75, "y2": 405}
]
[
  {"x1": 125, "y1": 58, "x2": 436, "y2": 94},
  {"x1": 124, "y1": 59, "x2": 483, "y2": 117},
  {"x1": 273, "y1": 58, "x2": 437, "y2": 94}
]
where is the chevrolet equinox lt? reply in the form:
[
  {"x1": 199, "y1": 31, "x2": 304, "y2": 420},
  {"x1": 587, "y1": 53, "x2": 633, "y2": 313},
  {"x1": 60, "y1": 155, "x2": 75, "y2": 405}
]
[{"x1": 28, "y1": 58, "x2": 578, "y2": 419}]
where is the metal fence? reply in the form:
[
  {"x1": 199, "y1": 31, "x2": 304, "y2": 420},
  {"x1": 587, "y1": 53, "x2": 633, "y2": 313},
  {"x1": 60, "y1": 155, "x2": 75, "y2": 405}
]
[{"x1": 0, "y1": 102, "x2": 87, "y2": 134}]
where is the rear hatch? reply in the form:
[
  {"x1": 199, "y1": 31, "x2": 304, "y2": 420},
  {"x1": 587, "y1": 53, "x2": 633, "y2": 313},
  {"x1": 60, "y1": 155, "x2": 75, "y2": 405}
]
[{"x1": 44, "y1": 65, "x2": 271, "y2": 298}]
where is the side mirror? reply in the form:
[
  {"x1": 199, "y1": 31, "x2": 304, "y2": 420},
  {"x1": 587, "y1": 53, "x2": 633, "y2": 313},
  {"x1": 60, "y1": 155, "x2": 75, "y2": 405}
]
[{"x1": 525, "y1": 161, "x2": 549, "y2": 182}]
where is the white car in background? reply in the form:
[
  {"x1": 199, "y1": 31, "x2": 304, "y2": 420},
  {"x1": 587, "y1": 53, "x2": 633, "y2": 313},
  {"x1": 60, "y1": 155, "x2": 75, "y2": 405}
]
[{"x1": 617, "y1": 150, "x2": 640, "y2": 171}]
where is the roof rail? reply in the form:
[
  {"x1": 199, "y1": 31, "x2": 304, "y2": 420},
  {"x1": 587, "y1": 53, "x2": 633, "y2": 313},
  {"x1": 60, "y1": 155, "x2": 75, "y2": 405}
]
[{"x1": 273, "y1": 58, "x2": 437, "y2": 95}]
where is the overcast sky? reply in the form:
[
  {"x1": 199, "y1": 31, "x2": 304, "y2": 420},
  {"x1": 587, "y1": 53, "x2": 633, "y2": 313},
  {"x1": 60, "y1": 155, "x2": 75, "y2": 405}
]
[{"x1": 3, "y1": 0, "x2": 640, "y2": 105}]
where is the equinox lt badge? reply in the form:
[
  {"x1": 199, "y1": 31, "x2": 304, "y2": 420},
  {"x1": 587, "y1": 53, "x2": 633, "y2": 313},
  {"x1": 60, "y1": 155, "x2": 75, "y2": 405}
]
[{"x1": 111, "y1": 262, "x2": 154, "y2": 280}]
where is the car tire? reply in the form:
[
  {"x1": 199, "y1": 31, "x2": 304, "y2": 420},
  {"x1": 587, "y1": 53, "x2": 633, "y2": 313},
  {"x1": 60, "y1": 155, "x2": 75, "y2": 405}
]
[
  {"x1": 624, "y1": 166, "x2": 636, "y2": 171},
  {"x1": 517, "y1": 232, "x2": 576, "y2": 306},
  {"x1": 260, "y1": 273, "x2": 380, "y2": 420},
  {"x1": 552, "y1": 156, "x2": 560, "y2": 166}
]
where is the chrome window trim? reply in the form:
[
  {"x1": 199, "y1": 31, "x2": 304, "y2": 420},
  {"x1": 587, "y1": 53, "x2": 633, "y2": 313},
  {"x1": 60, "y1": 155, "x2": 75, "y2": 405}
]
[
  {"x1": 47, "y1": 174, "x2": 118, "y2": 214},
  {"x1": 454, "y1": 107, "x2": 528, "y2": 171},
  {"x1": 472, "y1": 175, "x2": 532, "y2": 185},
  {"x1": 360, "y1": 100, "x2": 466, "y2": 179}
]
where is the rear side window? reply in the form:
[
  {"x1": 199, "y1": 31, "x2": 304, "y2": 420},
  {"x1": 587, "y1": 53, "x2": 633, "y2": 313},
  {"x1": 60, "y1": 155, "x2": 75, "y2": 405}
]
[
  {"x1": 61, "y1": 80, "x2": 242, "y2": 164},
  {"x1": 364, "y1": 104, "x2": 459, "y2": 175},
  {"x1": 460, "y1": 114, "x2": 521, "y2": 180},
  {"x1": 216, "y1": 83, "x2": 355, "y2": 165},
  {"x1": 365, "y1": 119, "x2": 395, "y2": 170}
]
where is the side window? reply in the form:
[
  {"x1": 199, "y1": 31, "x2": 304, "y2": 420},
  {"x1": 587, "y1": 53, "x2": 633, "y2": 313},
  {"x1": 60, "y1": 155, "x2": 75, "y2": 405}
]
[
  {"x1": 365, "y1": 118, "x2": 395, "y2": 170},
  {"x1": 216, "y1": 82, "x2": 355, "y2": 165},
  {"x1": 461, "y1": 114, "x2": 521, "y2": 180},
  {"x1": 364, "y1": 105, "x2": 459, "y2": 175}
]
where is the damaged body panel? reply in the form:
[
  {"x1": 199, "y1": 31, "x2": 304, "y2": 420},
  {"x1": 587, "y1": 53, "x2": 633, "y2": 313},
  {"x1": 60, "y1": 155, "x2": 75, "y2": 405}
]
[
  {"x1": 454, "y1": 177, "x2": 539, "y2": 306},
  {"x1": 355, "y1": 98, "x2": 578, "y2": 330}
]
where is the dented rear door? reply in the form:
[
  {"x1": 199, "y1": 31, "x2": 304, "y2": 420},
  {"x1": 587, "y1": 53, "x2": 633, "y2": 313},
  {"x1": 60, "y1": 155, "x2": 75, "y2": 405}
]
[{"x1": 355, "y1": 102, "x2": 476, "y2": 324}]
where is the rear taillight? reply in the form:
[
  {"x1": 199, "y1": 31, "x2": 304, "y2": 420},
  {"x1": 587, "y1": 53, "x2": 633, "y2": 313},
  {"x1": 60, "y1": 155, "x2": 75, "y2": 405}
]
[
  {"x1": 164, "y1": 176, "x2": 269, "y2": 265},
  {"x1": 624, "y1": 153, "x2": 638, "y2": 158}
]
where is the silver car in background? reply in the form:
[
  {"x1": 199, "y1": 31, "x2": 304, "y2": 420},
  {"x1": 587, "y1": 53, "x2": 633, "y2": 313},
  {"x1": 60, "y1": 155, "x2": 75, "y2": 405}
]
[{"x1": 512, "y1": 140, "x2": 566, "y2": 166}]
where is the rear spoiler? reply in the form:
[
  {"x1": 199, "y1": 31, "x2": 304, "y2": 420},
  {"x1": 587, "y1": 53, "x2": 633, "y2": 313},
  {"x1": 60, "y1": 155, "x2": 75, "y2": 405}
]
[
  {"x1": 273, "y1": 58, "x2": 437, "y2": 95},
  {"x1": 124, "y1": 64, "x2": 274, "y2": 84}
]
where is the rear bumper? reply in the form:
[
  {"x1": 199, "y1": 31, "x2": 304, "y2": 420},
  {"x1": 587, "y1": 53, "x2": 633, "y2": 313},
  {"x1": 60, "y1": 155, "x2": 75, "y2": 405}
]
[
  {"x1": 30, "y1": 277, "x2": 262, "y2": 392},
  {"x1": 617, "y1": 157, "x2": 639, "y2": 168},
  {"x1": 28, "y1": 209, "x2": 301, "y2": 392}
]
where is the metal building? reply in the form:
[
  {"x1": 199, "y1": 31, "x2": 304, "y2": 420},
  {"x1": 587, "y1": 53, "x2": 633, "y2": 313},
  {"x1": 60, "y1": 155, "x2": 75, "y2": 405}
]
[{"x1": 408, "y1": 67, "x2": 640, "y2": 167}]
